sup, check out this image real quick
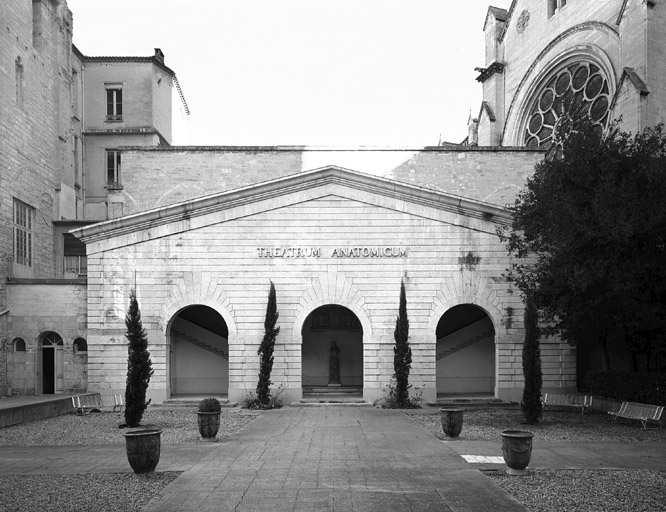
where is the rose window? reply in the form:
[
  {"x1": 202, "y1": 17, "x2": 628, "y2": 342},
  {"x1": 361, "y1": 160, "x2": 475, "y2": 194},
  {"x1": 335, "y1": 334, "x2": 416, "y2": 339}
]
[{"x1": 524, "y1": 62, "x2": 610, "y2": 149}]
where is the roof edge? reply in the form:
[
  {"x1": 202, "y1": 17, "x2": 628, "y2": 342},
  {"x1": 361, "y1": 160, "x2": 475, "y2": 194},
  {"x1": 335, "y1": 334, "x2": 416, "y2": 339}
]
[{"x1": 71, "y1": 166, "x2": 513, "y2": 244}]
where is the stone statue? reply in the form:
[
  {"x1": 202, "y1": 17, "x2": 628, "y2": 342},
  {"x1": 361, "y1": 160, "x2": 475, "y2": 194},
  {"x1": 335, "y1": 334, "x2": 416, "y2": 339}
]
[{"x1": 329, "y1": 340, "x2": 341, "y2": 386}]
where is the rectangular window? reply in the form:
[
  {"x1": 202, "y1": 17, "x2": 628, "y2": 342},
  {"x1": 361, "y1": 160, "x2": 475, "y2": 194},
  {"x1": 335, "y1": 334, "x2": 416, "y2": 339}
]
[
  {"x1": 548, "y1": 0, "x2": 568, "y2": 17},
  {"x1": 105, "y1": 84, "x2": 123, "y2": 121},
  {"x1": 106, "y1": 149, "x2": 121, "y2": 186},
  {"x1": 63, "y1": 233, "x2": 87, "y2": 277},
  {"x1": 13, "y1": 199, "x2": 34, "y2": 267}
]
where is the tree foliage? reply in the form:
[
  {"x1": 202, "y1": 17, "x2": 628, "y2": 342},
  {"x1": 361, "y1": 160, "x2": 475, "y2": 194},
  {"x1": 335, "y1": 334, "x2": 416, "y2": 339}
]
[
  {"x1": 256, "y1": 280, "x2": 280, "y2": 406},
  {"x1": 499, "y1": 122, "x2": 666, "y2": 371},
  {"x1": 393, "y1": 279, "x2": 413, "y2": 407},
  {"x1": 124, "y1": 289, "x2": 153, "y2": 427},
  {"x1": 522, "y1": 292, "x2": 543, "y2": 424}
]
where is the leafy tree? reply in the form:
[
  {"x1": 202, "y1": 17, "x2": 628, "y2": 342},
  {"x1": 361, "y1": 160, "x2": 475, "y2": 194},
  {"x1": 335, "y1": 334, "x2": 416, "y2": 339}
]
[
  {"x1": 256, "y1": 280, "x2": 280, "y2": 406},
  {"x1": 124, "y1": 289, "x2": 153, "y2": 427},
  {"x1": 522, "y1": 292, "x2": 543, "y2": 424},
  {"x1": 393, "y1": 279, "x2": 412, "y2": 407},
  {"x1": 499, "y1": 122, "x2": 666, "y2": 371}
]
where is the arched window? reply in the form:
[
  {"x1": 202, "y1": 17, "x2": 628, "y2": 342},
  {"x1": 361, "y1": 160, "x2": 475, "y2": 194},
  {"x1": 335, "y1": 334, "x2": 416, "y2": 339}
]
[
  {"x1": 13, "y1": 338, "x2": 26, "y2": 352},
  {"x1": 524, "y1": 61, "x2": 610, "y2": 152},
  {"x1": 42, "y1": 332, "x2": 63, "y2": 347},
  {"x1": 73, "y1": 337, "x2": 88, "y2": 353}
]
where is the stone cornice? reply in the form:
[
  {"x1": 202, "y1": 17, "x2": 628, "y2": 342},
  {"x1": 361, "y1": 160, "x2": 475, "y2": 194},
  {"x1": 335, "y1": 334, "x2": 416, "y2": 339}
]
[{"x1": 71, "y1": 167, "x2": 513, "y2": 245}]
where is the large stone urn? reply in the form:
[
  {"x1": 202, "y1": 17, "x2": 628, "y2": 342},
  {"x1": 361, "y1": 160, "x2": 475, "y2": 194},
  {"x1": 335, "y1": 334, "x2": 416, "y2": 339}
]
[
  {"x1": 501, "y1": 430, "x2": 533, "y2": 475},
  {"x1": 439, "y1": 408, "x2": 464, "y2": 438},
  {"x1": 124, "y1": 429, "x2": 162, "y2": 474}
]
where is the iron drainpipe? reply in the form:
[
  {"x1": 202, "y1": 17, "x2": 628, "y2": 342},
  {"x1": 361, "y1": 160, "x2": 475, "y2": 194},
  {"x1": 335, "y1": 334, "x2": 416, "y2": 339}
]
[{"x1": 0, "y1": 309, "x2": 8, "y2": 397}]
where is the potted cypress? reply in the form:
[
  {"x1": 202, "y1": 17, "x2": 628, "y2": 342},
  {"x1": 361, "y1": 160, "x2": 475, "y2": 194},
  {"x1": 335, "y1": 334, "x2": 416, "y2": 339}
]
[
  {"x1": 197, "y1": 397, "x2": 222, "y2": 442},
  {"x1": 122, "y1": 289, "x2": 160, "y2": 473}
]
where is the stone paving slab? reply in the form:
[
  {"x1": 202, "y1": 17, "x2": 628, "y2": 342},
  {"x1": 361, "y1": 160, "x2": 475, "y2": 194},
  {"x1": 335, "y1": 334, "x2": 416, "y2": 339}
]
[
  {"x1": 0, "y1": 444, "x2": 218, "y2": 475},
  {"x1": 143, "y1": 408, "x2": 529, "y2": 512},
  {"x1": 443, "y1": 440, "x2": 666, "y2": 471}
]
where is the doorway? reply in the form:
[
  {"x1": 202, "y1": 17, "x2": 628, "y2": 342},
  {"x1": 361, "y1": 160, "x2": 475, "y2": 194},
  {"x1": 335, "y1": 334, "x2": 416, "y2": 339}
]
[
  {"x1": 301, "y1": 305, "x2": 363, "y2": 392},
  {"x1": 41, "y1": 332, "x2": 64, "y2": 394},
  {"x1": 436, "y1": 304, "x2": 495, "y2": 396}
]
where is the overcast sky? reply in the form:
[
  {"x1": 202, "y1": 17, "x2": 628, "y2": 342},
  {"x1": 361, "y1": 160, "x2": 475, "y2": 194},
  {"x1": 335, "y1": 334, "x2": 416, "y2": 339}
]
[{"x1": 67, "y1": 1, "x2": 509, "y2": 147}]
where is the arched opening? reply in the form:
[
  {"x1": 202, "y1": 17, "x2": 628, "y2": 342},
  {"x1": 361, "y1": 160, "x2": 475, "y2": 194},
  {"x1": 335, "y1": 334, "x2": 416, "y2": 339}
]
[
  {"x1": 168, "y1": 305, "x2": 229, "y2": 397},
  {"x1": 13, "y1": 338, "x2": 26, "y2": 352},
  {"x1": 436, "y1": 304, "x2": 495, "y2": 397},
  {"x1": 40, "y1": 332, "x2": 64, "y2": 394},
  {"x1": 302, "y1": 305, "x2": 363, "y2": 395},
  {"x1": 73, "y1": 337, "x2": 88, "y2": 353}
]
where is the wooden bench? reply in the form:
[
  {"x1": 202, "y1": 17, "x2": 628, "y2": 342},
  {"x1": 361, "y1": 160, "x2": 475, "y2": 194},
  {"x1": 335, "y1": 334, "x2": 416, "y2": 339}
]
[
  {"x1": 72, "y1": 394, "x2": 123, "y2": 415},
  {"x1": 608, "y1": 401, "x2": 664, "y2": 430},
  {"x1": 542, "y1": 393, "x2": 593, "y2": 414}
]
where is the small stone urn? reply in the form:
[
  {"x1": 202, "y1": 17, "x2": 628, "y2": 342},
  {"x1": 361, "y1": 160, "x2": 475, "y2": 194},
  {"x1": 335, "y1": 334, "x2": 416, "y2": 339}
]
[
  {"x1": 439, "y1": 408, "x2": 464, "y2": 438},
  {"x1": 197, "y1": 397, "x2": 222, "y2": 442},
  {"x1": 501, "y1": 430, "x2": 534, "y2": 475}
]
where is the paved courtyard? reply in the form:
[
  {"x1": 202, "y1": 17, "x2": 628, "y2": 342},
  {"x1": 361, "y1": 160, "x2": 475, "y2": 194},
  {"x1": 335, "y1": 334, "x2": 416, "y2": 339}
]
[{"x1": 143, "y1": 407, "x2": 528, "y2": 512}]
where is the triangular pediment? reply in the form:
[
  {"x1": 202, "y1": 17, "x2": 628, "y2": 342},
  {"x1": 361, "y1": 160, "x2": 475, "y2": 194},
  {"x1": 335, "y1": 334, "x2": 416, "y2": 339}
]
[{"x1": 72, "y1": 166, "x2": 511, "y2": 249}]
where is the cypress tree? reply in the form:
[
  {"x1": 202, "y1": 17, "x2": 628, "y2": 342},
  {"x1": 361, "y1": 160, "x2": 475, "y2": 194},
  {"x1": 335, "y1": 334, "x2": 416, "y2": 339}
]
[
  {"x1": 393, "y1": 279, "x2": 412, "y2": 407},
  {"x1": 124, "y1": 289, "x2": 153, "y2": 427},
  {"x1": 522, "y1": 292, "x2": 543, "y2": 424},
  {"x1": 256, "y1": 280, "x2": 280, "y2": 406}
]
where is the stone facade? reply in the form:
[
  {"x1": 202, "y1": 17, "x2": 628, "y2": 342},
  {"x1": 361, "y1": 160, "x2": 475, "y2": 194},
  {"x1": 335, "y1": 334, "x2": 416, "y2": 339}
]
[
  {"x1": 6, "y1": 281, "x2": 87, "y2": 395},
  {"x1": 73, "y1": 167, "x2": 576, "y2": 404}
]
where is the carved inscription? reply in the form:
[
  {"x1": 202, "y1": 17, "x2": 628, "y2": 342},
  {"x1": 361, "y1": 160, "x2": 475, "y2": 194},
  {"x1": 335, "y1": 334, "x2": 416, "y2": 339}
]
[{"x1": 256, "y1": 246, "x2": 407, "y2": 258}]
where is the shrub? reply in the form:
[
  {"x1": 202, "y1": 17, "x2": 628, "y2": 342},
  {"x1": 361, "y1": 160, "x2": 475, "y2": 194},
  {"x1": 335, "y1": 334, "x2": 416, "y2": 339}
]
[
  {"x1": 584, "y1": 371, "x2": 666, "y2": 405},
  {"x1": 379, "y1": 377, "x2": 423, "y2": 409},
  {"x1": 242, "y1": 384, "x2": 285, "y2": 410},
  {"x1": 198, "y1": 397, "x2": 221, "y2": 413}
]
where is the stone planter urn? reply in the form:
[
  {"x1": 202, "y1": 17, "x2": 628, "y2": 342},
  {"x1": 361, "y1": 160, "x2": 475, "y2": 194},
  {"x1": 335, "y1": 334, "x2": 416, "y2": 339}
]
[
  {"x1": 439, "y1": 408, "x2": 464, "y2": 438},
  {"x1": 197, "y1": 397, "x2": 222, "y2": 442},
  {"x1": 124, "y1": 429, "x2": 162, "y2": 474},
  {"x1": 197, "y1": 411, "x2": 221, "y2": 441},
  {"x1": 501, "y1": 430, "x2": 534, "y2": 475}
]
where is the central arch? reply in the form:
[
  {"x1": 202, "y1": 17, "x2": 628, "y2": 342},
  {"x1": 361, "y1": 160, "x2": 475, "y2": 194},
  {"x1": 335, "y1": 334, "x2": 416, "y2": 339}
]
[
  {"x1": 301, "y1": 305, "x2": 363, "y2": 394},
  {"x1": 168, "y1": 305, "x2": 229, "y2": 397}
]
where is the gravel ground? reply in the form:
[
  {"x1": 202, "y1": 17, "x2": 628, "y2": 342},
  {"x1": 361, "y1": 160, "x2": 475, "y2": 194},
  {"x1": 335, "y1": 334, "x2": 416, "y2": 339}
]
[
  {"x1": 0, "y1": 408, "x2": 256, "y2": 512},
  {"x1": 484, "y1": 469, "x2": 666, "y2": 512},
  {"x1": 408, "y1": 407, "x2": 666, "y2": 442},
  {"x1": 0, "y1": 472, "x2": 180, "y2": 512},
  {"x1": 0, "y1": 408, "x2": 257, "y2": 445},
  {"x1": 410, "y1": 408, "x2": 666, "y2": 512}
]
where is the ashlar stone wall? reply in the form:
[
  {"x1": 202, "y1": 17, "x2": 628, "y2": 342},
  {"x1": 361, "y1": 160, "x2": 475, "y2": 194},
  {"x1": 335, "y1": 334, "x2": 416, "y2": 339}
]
[{"x1": 77, "y1": 168, "x2": 576, "y2": 404}]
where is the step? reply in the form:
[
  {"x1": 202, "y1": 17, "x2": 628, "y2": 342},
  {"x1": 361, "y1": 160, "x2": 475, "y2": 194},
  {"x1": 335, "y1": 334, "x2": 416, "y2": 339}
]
[
  {"x1": 291, "y1": 398, "x2": 373, "y2": 407},
  {"x1": 429, "y1": 397, "x2": 514, "y2": 408},
  {"x1": 302, "y1": 387, "x2": 363, "y2": 395},
  {"x1": 155, "y1": 397, "x2": 238, "y2": 408}
]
